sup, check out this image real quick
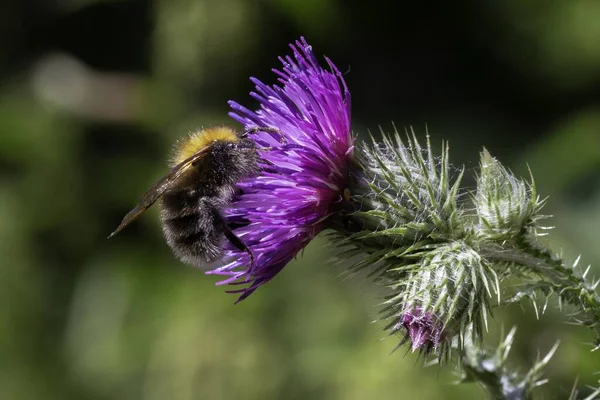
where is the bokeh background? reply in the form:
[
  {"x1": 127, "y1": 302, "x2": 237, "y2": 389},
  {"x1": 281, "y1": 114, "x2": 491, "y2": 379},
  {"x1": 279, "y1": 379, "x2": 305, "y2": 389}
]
[{"x1": 2, "y1": 0, "x2": 600, "y2": 399}]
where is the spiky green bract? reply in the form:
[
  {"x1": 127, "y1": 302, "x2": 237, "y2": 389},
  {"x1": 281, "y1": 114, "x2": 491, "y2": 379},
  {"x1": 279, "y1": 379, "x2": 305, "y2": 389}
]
[
  {"x1": 474, "y1": 149, "x2": 546, "y2": 240},
  {"x1": 353, "y1": 129, "x2": 464, "y2": 242},
  {"x1": 460, "y1": 327, "x2": 559, "y2": 400},
  {"x1": 336, "y1": 130, "x2": 466, "y2": 277},
  {"x1": 329, "y1": 130, "x2": 497, "y2": 357}
]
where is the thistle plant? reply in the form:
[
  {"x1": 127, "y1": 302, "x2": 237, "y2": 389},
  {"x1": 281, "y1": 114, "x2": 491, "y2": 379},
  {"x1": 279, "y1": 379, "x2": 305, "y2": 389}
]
[{"x1": 211, "y1": 38, "x2": 600, "y2": 398}]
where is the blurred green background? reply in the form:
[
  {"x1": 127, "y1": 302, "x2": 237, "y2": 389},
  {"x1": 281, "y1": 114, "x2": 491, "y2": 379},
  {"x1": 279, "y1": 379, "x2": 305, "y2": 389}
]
[{"x1": 1, "y1": 0, "x2": 599, "y2": 399}]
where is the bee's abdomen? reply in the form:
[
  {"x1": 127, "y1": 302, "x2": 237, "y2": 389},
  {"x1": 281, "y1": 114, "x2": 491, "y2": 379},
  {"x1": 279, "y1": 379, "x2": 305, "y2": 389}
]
[{"x1": 160, "y1": 189, "x2": 228, "y2": 267}]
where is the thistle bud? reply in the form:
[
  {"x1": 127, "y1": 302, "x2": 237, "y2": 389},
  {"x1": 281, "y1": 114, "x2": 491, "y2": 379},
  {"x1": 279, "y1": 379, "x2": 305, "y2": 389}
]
[
  {"x1": 386, "y1": 241, "x2": 497, "y2": 354},
  {"x1": 475, "y1": 149, "x2": 544, "y2": 239}
]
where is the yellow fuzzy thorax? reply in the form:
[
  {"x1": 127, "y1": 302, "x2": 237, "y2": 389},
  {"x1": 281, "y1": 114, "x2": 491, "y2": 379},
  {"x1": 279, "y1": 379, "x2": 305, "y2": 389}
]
[{"x1": 170, "y1": 127, "x2": 239, "y2": 166}]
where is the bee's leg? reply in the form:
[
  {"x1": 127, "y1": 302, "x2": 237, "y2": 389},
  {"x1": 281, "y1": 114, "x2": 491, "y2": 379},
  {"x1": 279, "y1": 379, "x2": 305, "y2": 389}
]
[
  {"x1": 259, "y1": 158, "x2": 275, "y2": 167},
  {"x1": 245, "y1": 126, "x2": 280, "y2": 136},
  {"x1": 258, "y1": 143, "x2": 303, "y2": 152},
  {"x1": 223, "y1": 227, "x2": 255, "y2": 269},
  {"x1": 243, "y1": 126, "x2": 286, "y2": 144}
]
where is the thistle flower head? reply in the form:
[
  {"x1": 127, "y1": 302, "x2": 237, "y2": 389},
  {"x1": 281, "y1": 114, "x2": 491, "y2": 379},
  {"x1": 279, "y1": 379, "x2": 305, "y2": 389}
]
[{"x1": 207, "y1": 37, "x2": 352, "y2": 300}]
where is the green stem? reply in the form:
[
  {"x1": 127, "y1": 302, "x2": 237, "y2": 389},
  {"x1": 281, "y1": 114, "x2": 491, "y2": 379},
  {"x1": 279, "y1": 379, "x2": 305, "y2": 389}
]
[
  {"x1": 460, "y1": 327, "x2": 558, "y2": 400},
  {"x1": 461, "y1": 352, "x2": 530, "y2": 400},
  {"x1": 481, "y1": 239, "x2": 600, "y2": 350}
]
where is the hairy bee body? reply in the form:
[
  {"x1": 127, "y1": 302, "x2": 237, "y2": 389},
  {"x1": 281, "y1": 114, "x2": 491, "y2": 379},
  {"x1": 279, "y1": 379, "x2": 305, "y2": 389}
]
[
  {"x1": 108, "y1": 126, "x2": 281, "y2": 268},
  {"x1": 160, "y1": 137, "x2": 262, "y2": 266}
]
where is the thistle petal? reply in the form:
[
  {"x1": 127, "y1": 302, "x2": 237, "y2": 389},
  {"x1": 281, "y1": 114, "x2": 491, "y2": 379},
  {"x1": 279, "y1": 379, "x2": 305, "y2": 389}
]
[{"x1": 207, "y1": 38, "x2": 353, "y2": 300}]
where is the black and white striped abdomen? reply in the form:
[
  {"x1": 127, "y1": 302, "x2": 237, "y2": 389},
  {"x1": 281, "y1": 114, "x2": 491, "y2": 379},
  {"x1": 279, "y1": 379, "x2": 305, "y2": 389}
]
[{"x1": 160, "y1": 187, "x2": 229, "y2": 267}]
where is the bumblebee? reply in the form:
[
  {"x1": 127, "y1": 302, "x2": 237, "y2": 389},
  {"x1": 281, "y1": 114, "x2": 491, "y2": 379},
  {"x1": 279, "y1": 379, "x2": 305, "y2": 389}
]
[{"x1": 108, "y1": 126, "x2": 281, "y2": 267}]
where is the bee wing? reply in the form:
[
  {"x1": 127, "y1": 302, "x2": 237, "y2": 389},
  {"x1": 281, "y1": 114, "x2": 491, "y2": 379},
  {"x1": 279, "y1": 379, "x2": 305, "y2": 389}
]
[{"x1": 108, "y1": 146, "x2": 212, "y2": 239}]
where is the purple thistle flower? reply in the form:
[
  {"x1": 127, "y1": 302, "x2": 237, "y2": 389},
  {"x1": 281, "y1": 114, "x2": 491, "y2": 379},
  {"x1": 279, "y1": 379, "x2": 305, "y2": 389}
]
[
  {"x1": 206, "y1": 37, "x2": 353, "y2": 301},
  {"x1": 396, "y1": 308, "x2": 447, "y2": 353}
]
